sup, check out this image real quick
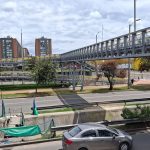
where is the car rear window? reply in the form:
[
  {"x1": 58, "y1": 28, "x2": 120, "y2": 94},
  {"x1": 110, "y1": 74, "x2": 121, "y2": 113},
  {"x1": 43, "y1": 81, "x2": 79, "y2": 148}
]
[{"x1": 69, "y1": 126, "x2": 82, "y2": 137}]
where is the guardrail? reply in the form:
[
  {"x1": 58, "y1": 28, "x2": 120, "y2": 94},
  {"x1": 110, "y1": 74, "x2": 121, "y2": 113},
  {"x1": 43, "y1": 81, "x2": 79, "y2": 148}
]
[
  {"x1": 50, "y1": 118, "x2": 150, "y2": 133},
  {"x1": 31, "y1": 97, "x2": 150, "y2": 111}
]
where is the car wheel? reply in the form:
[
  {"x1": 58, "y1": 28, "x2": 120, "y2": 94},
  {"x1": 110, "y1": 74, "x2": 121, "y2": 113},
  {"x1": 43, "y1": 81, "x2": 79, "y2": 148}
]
[
  {"x1": 119, "y1": 142, "x2": 129, "y2": 150},
  {"x1": 79, "y1": 148, "x2": 88, "y2": 150}
]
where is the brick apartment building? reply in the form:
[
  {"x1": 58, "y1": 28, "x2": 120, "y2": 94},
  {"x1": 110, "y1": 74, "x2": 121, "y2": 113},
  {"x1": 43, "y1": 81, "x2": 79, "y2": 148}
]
[
  {"x1": 35, "y1": 36, "x2": 52, "y2": 56},
  {"x1": 23, "y1": 48, "x2": 30, "y2": 57},
  {"x1": 0, "y1": 36, "x2": 22, "y2": 59}
]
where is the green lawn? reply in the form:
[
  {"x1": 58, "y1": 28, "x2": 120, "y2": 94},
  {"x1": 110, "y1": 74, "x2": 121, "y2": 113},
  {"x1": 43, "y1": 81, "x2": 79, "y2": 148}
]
[
  {"x1": 132, "y1": 84, "x2": 150, "y2": 91},
  {"x1": 39, "y1": 107, "x2": 77, "y2": 114},
  {"x1": 1, "y1": 83, "x2": 150, "y2": 99}
]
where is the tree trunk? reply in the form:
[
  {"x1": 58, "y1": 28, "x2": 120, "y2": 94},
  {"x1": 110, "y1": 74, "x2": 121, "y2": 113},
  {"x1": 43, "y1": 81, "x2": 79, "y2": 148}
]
[
  {"x1": 94, "y1": 61, "x2": 99, "y2": 81},
  {"x1": 35, "y1": 82, "x2": 38, "y2": 94},
  {"x1": 109, "y1": 81, "x2": 113, "y2": 90},
  {"x1": 108, "y1": 78, "x2": 113, "y2": 90}
]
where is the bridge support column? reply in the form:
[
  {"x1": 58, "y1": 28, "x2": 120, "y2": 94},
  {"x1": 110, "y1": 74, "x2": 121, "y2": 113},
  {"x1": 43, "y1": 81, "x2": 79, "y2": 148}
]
[
  {"x1": 80, "y1": 61, "x2": 85, "y2": 91},
  {"x1": 60, "y1": 62, "x2": 63, "y2": 86},
  {"x1": 72, "y1": 62, "x2": 76, "y2": 91},
  {"x1": 142, "y1": 30, "x2": 146, "y2": 54},
  {"x1": 128, "y1": 58, "x2": 131, "y2": 89},
  {"x1": 68, "y1": 63, "x2": 71, "y2": 82}
]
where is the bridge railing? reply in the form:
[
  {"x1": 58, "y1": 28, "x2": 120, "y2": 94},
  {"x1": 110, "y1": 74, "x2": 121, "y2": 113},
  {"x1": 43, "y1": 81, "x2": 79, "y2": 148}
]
[{"x1": 61, "y1": 27, "x2": 150, "y2": 61}]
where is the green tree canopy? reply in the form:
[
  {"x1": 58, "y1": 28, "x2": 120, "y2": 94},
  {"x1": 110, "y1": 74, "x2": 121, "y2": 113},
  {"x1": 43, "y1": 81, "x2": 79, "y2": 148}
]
[
  {"x1": 27, "y1": 57, "x2": 56, "y2": 92},
  {"x1": 139, "y1": 57, "x2": 150, "y2": 72}
]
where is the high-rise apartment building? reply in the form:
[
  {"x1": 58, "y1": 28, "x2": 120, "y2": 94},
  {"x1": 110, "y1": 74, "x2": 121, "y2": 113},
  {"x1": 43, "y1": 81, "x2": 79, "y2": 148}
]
[
  {"x1": 35, "y1": 37, "x2": 52, "y2": 56},
  {"x1": 0, "y1": 36, "x2": 22, "y2": 59}
]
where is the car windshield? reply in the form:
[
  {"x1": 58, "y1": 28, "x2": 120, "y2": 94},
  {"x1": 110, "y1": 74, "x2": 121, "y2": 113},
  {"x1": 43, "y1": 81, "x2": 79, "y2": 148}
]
[
  {"x1": 69, "y1": 126, "x2": 82, "y2": 137},
  {"x1": 106, "y1": 126, "x2": 118, "y2": 135}
]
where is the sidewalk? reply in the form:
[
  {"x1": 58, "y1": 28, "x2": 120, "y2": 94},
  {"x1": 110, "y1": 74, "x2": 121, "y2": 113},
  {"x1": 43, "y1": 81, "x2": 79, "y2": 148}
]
[{"x1": 134, "y1": 79, "x2": 150, "y2": 85}]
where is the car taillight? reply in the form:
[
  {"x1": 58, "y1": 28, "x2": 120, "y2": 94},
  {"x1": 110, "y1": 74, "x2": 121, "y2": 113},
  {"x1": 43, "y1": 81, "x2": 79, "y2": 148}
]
[{"x1": 65, "y1": 139, "x2": 73, "y2": 145}]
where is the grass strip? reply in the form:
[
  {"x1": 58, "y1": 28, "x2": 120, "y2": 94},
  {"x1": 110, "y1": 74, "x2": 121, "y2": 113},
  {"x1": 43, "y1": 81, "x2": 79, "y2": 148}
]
[{"x1": 39, "y1": 107, "x2": 77, "y2": 114}]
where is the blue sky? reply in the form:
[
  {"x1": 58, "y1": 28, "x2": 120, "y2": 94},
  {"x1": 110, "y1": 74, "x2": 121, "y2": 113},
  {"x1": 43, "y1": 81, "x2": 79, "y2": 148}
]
[{"x1": 0, "y1": 0, "x2": 149, "y2": 55}]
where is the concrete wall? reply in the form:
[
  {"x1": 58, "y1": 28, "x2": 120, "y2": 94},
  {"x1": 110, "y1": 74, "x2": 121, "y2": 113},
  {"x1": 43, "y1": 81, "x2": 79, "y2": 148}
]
[
  {"x1": 0, "y1": 106, "x2": 125, "y2": 140},
  {"x1": 0, "y1": 106, "x2": 124, "y2": 128},
  {"x1": 24, "y1": 106, "x2": 124, "y2": 127}
]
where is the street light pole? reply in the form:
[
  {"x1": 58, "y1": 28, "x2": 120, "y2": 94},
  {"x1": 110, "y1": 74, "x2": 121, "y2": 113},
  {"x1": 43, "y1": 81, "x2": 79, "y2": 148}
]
[
  {"x1": 96, "y1": 31, "x2": 100, "y2": 55},
  {"x1": 127, "y1": 0, "x2": 137, "y2": 88},
  {"x1": 96, "y1": 32, "x2": 100, "y2": 44},
  {"x1": 21, "y1": 29, "x2": 24, "y2": 84},
  {"x1": 128, "y1": 24, "x2": 131, "y2": 89},
  {"x1": 102, "y1": 24, "x2": 104, "y2": 41},
  {"x1": 128, "y1": 18, "x2": 141, "y2": 89},
  {"x1": 134, "y1": 0, "x2": 136, "y2": 32},
  {"x1": 21, "y1": 29, "x2": 23, "y2": 58}
]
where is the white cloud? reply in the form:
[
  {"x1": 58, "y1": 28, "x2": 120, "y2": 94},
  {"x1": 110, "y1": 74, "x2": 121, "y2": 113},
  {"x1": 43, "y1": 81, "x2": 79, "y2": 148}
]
[
  {"x1": 3, "y1": 1, "x2": 17, "y2": 12},
  {"x1": 89, "y1": 11, "x2": 102, "y2": 18},
  {"x1": 0, "y1": 0, "x2": 149, "y2": 54}
]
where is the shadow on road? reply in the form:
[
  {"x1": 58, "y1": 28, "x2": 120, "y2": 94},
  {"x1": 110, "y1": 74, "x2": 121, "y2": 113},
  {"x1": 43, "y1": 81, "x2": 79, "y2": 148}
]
[
  {"x1": 53, "y1": 90, "x2": 88, "y2": 106},
  {"x1": 52, "y1": 88, "x2": 106, "y2": 124}
]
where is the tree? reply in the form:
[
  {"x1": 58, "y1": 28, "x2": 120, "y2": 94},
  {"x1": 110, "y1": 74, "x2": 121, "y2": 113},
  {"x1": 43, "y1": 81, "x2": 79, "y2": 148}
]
[
  {"x1": 27, "y1": 56, "x2": 37, "y2": 70},
  {"x1": 139, "y1": 57, "x2": 150, "y2": 72},
  {"x1": 28, "y1": 58, "x2": 56, "y2": 93},
  {"x1": 89, "y1": 59, "x2": 128, "y2": 81},
  {"x1": 133, "y1": 57, "x2": 150, "y2": 71},
  {"x1": 101, "y1": 60, "x2": 117, "y2": 90},
  {"x1": 132, "y1": 58, "x2": 141, "y2": 71}
]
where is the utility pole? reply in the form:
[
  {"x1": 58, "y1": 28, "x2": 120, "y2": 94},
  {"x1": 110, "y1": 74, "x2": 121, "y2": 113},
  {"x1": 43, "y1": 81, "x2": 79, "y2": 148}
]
[
  {"x1": 128, "y1": 24, "x2": 131, "y2": 89},
  {"x1": 134, "y1": 0, "x2": 136, "y2": 32},
  {"x1": 21, "y1": 29, "x2": 24, "y2": 84},
  {"x1": 21, "y1": 29, "x2": 23, "y2": 58},
  {"x1": 96, "y1": 32, "x2": 99, "y2": 44},
  {"x1": 128, "y1": 0, "x2": 140, "y2": 89},
  {"x1": 102, "y1": 24, "x2": 104, "y2": 41}
]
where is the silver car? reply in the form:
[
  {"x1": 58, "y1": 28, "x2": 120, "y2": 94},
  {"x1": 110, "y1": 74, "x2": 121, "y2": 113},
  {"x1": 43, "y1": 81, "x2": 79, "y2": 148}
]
[{"x1": 62, "y1": 123, "x2": 132, "y2": 150}]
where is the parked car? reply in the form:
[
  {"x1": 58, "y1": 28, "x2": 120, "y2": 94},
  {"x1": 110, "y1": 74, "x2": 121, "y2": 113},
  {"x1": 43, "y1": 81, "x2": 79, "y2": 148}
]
[{"x1": 62, "y1": 123, "x2": 132, "y2": 150}]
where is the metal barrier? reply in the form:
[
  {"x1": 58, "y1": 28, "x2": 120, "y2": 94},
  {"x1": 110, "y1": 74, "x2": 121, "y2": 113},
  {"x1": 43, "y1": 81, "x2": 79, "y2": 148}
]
[
  {"x1": 50, "y1": 118, "x2": 150, "y2": 133},
  {"x1": 31, "y1": 97, "x2": 150, "y2": 111}
]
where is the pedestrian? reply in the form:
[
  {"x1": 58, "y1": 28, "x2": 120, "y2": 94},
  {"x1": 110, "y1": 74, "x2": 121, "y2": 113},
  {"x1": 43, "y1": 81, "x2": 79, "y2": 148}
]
[{"x1": 131, "y1": 79, "x2": 134, "y2": 85}]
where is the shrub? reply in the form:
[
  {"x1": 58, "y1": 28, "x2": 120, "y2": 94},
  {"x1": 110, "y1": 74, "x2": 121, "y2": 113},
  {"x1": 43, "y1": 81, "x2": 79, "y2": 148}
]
[
  {"x1": 0, "y1": 82, "x2": 70, "y2": 91},
  {"x1": 121, "y1": 105, "x2": 150, "y2": 119}
]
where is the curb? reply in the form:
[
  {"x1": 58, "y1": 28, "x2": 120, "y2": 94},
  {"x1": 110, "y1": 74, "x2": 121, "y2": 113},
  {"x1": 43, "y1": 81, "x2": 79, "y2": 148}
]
[
  {"x1": 0, "y1": 137, "x2": 61, "y2": 148},
  {"x1": 125, "y1": 126, "x2": 150, "y2": 134}
]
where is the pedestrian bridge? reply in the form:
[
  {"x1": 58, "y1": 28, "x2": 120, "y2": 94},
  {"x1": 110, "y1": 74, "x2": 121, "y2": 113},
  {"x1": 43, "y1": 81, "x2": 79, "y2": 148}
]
[{"x1": 61, "y1": 27, "x2": 150, "y2": 61}]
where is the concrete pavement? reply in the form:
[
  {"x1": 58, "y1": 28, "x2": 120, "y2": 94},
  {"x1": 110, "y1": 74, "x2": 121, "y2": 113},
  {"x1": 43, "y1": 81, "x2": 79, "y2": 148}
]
[{"x1": 2, "y1": 90, "x2": 150, "y2": 114}]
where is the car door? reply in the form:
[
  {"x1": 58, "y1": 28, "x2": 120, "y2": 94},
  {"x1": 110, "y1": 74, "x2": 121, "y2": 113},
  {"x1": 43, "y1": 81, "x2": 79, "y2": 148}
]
[
  {"x1": 95, "y1": 129, "x2": 118, "y2": 150},
  {"x1": 78, "y1": 129, "x2": 98, "y2": 150}
]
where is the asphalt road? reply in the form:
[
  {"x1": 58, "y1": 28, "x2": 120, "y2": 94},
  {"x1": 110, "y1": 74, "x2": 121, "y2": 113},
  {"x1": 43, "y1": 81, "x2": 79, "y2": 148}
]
[
  {"x1": 3, "y1": 131, "x2": 150, "y2": 150},
  {"x1": 2, "y1": 90, "x2": 150, "y2": 114}
]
